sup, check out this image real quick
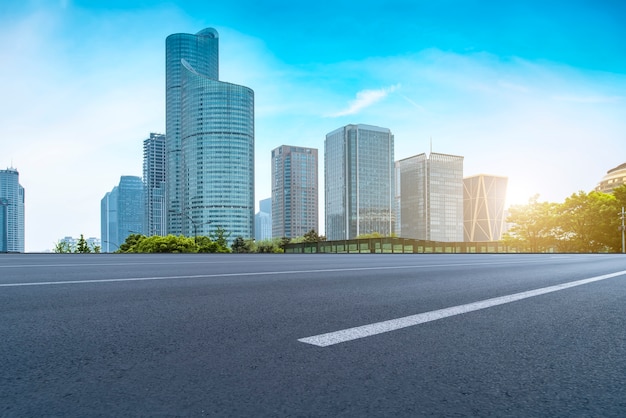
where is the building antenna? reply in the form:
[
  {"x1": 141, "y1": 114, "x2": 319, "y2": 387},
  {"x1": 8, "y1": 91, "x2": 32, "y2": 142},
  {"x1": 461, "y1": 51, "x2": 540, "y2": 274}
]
[{"x1": 430, "y1": 137, "x2": 432, "y2": 155}]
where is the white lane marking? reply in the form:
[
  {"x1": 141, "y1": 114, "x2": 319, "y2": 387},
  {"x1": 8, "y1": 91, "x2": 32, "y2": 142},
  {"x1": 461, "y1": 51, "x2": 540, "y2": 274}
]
[
  {"x1": 298, "y1": 270, "x2": 626, "y2": 347},
  {"x1": 0, "y1": 259, "x2": 575, "y2": 287}
]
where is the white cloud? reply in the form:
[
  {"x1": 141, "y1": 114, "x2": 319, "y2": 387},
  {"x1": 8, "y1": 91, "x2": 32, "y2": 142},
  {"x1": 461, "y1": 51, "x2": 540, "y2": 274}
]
[{"x1": 328, "y1": 84, "x2": 401, "y2": 117}]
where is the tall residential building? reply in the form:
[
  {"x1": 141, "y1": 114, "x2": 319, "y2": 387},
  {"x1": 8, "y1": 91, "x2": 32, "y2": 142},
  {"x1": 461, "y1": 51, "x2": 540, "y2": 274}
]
[
  {"x1": 272, "y1": 146, "x2": 318, "y2": 238},
  {"x1": 101, "y1": 176, "x2": 144, "y2": 252},
  {"x1": 166, "y1": 28, "x2": 255, "y2": 241},
  {"x1": 255, "y1": 197, "x2": 272, "y2": 241},
  {"x1": 397, "y1": 152, "x2": 464, "y2": 242},
  {"x1": 325, "y1": 124, "x2": 395, "y2": 240},
  {"x1": 463, "y1": 174, "x2": 508, "y2": 242},
  {"x1": 143, "y1": 133, "x2": 166, "y2": 236},
  {"x1": 0, "y1": 168, "x2": 25, "y2": 253}
]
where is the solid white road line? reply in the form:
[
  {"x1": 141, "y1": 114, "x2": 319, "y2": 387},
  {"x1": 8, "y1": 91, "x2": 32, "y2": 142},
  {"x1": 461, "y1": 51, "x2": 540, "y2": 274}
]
[
  {"x1": 0, "y1": 259, "x2": 561, "y2": 287},
  {"x1": 298, "y1": 269, "x2": 626, "y2": 347}
]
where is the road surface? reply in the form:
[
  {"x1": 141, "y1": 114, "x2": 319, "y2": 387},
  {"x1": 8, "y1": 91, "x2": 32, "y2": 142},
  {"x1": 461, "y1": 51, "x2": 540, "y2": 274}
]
[{"x1": 1, "y1": 253, "x2": 625, "y2": 416}]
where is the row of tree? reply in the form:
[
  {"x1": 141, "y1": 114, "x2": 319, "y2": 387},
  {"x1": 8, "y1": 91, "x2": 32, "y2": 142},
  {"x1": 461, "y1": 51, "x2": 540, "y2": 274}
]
[{"x1": 504, "y1": 185, "x2": 626, "y2": 253}]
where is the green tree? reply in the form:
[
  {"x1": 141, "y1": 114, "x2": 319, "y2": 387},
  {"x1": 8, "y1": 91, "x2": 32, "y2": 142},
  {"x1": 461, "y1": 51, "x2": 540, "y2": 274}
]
[
  {"x1": 279, "y1": 236, "x2": 291, "y2": 251},
  {"x1": 117, "y1": 233, "x2": 147, "y2": 253},
  {"x1": 53, "y1": 240, "x2": 73, "y2": 253},
  {"x1": 557, "y1": 190, "x2": 619, "y2": 252},
  {"x1": 255, "y1": 238, "x2": 284, "y2": 253},
  {"x1": 231, "y1": 236, "x2": 251, "y2": 253},
  {"x1": 210, "y1": 226, "x2": 230, "y2": 249},
  {"x1": 76, "y1": 234, "x2": 91, "y2": 253},
  {"x1": 303, "y1": 229, "x2": 321, "y2": 243},
  {"x1": 503, "y1": 195, "x2": 559, "y2": 252}
]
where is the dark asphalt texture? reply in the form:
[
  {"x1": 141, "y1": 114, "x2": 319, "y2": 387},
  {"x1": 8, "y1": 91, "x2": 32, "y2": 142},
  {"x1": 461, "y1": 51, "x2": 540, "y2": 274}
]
[{"x1": 1, "y1": 253, "x2": 626, "y2": 417}]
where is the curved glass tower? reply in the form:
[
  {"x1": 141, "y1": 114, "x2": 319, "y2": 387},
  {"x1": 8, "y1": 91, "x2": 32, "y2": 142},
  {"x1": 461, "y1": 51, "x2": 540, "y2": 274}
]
[{"x1": 166, "y1": 28, "x2": 255, "y2": 240}]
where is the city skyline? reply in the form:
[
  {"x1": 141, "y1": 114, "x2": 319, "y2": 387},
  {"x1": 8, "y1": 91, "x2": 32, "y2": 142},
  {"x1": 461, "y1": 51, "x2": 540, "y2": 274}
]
[{"x1": 1, "y1": 1, "x2": 626, "y2": 251}]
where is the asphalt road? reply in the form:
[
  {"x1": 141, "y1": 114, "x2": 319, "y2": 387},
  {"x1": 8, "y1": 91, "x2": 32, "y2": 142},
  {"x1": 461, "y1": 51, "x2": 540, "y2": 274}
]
[{"x1": 1, "y1": 253, "x2": 626, "y2": 417}]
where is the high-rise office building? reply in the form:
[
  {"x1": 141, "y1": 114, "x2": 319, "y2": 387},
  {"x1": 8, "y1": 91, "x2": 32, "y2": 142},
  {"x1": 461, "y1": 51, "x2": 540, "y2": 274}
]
[
  {"x1": 255, "y1": 197, "x2": 272, "y2": 241},
  {"x1": 101, "y1": 176, "x2": 144, "y2": 252},
  {"x1": 325, "y1": 124, "x2": 395, "y2": 240},
  {"x1": 272, "y1": 146, "x2": 318, "y2": 238},
  {"x1": 143, "y1": 133, "x2": 166, "y2": 236},
  {"x1": 397, "y1": 152, "x2": 464, "y2": 242},
  {"x1": 0, "y1": 168, "x2": 24, "y2": 253},
  {"x1": 463, "y1": 174, "x2": 508, "y2": 242},
  {"x1": 166, "y1": 28, "x2": 255, "y2": 241}
]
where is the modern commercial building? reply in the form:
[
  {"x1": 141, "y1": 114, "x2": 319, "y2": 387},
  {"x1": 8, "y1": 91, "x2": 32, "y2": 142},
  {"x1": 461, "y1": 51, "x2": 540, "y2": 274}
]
[
  {"x1": 143, "y1": 133, "x2": 167, "y2": 236},
  {"x1": 166, "y1": 28, "x2": 255, "y2": 241},
  {"x1": 255, "y1": 197, "x2": 272, "y2": 241},
  {"x1": 272, "y1": 146, "x2": 318, "y2": 238},
  {"x1": 397, "y1": 152, "x2": 464, "y2": 242},
  {"x1": 595, "y1": 162, "x2": 626, "y2": 194},
  {"x1": 463, "y1": 174, "x2": 508, "y2": 242},
  {"x1": 101, "y1": 176, "x2": 144, "y2": 252},
  {"x1": 0, "y1": 168, "x2": 24, "y2": 253},
  {"x1": 325, "y1": 124, "x2": 395, "y2": 240}
]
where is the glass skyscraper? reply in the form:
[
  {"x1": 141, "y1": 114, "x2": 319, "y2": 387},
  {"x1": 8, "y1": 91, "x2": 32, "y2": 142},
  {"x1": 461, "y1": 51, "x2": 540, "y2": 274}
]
[
  {"x1": 143, "y1": 133, "x2": 166, "y2": 236},
  {"x1": 0, "y1": 168, "x2": 24, "y2": 253},
  {"x1": 101, "y1": 176, "x2": 144, "y2": 252},
  {"x1": 325, "y1": 124, "x2": 395, "y2": 240},
  {"x1": 255, "y1": 197, "x2": 272, "y2": 241},
  {"x1": 271, "y1": 146, "x2": 318, "y2": 238},
  {"x1": 397, "y1": 152, "x2": 464, "y2": 242},
  {"x1": 166, "y1": 28, "x2": 255, "y2": 241},
  {"x1": 463, "y1": 174, "x2": 508, "y2": 242}
]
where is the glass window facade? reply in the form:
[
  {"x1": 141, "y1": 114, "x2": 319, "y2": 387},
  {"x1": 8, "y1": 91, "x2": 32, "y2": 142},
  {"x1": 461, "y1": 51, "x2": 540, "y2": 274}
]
[
  {"x1": 0, "y1": 168, "x2": 24, "y2": 253},
  {"x1": 271, "y1": 146, "x2": 318, "y2": 238},
  {"x1": 463, "y1": 175, "x2": 508, "y2": 242},
  {"x1": 166, "y1": 28, "x2": 255, "y2": 241},
  {"x1": 325, "y1": 125, "x2": 395, "y2": 240},
  {"x1": 398, "y1": 152, "x2": 464, "y2": 242},
  {"x1": 143, "y1": 133, "x2": 166, "y2": 237},
  {"x1": 101, "y1": 176, "x2": 144, "y2": 252}
]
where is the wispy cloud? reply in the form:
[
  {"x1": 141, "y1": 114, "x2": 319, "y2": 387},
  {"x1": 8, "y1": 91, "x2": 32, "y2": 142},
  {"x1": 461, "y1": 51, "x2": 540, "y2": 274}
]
[
  {"x1": 552, "y1": 95, "x2": 623, "y2": 104},
  {"x1": 329, "y1": 84, "x2": 400, "y2": 117}
]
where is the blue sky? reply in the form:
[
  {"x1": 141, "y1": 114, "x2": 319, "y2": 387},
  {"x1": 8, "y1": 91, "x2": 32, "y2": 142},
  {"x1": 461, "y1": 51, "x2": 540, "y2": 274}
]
[{"x1": 1, "y1": 0, "x2": 625, "y2": 251}]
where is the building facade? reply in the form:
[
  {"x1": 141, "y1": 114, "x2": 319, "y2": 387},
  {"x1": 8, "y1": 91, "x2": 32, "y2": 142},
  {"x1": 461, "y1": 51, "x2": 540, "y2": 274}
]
[
  {"x1": 325, "y1": 124, "x2": 395, "y2": 240},
  {"x1": 595, "y1": 162, "x2": 626, "y2": 194},
  {"x1": 397, "y1": 152, "x2": 464, "y2": 242},
  {"x1": 255, "y1": 197, "x2": 272, "y2": 241},
  {"x1": 0, "y1": 168, "x2": 24, "y2": 253},
  {"x1": 463, "y1": 174, "x2": 508, "y2": 242},
  {"x1": 143, "y1": 133, "x2": 167, "y2": 236},
  {"x1": 101, "y1": 176, "x2": 144, "y2": 252},
  {"x1": 272, "y1": 146, "x2": 318, "y2": 238},
  {"x1": 166, "y1": 28, "x2": 255, "y2": 241}
]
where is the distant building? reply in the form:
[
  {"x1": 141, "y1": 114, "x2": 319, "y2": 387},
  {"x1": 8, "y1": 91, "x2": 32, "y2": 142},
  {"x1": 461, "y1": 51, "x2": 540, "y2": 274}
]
[
  {"x1": 463, "y1": 174, "x2": 508, "y2": 242},
  {"x1": 272, "y1": 146, "x2": 318, "y2": 238},
  {"x1": 57, "y1": 236, "x2": 100, "y2": 251},
  {"x1": 101, "y1": 176, "x2": 144, "y2": 252},
  {"x1": 143, "y1": 133, "x2": 166, "y2": 236},
  {"x1": 166, "y1": 28, "x2": 255, "y2": 241},
  {"x1": 255, "y1": 198, "x2": 272, "y2": 241},
  {"x1": 0, "y1": 168, "x2": 25, "y2": 253},
  {"x1": 595, "y1": 162, "x2": 626, "y2": 194},
  {"x1": 397, "y1": 152, "x2": 464, "y2": 242},
  {"x1": 325, "y1": 124, "x2": 395, "y2": 240}
]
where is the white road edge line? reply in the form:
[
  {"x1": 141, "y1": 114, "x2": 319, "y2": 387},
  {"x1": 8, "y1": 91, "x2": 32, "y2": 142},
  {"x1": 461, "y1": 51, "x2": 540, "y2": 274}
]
[
  {"x1": 0, "y1": 260, "x2": 558, "y2": 287},
  {"x1": 298, "y1": 270, "x2": 626, "y2": 347}
]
